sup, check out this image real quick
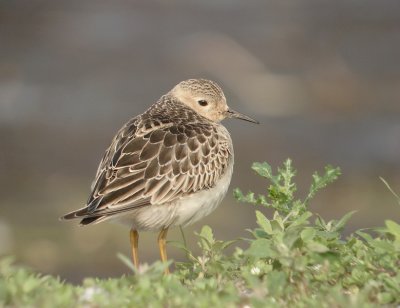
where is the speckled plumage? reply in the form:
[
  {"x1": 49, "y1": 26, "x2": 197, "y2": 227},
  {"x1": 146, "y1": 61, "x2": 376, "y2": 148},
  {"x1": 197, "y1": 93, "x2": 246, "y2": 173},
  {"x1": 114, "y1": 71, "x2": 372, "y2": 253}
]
[
  {"x1": 62, "y1": 79, "x2": 258, "y2": 272},
  {"x1": 63, "y1": 93, "x2": 233, "y2": 229}
]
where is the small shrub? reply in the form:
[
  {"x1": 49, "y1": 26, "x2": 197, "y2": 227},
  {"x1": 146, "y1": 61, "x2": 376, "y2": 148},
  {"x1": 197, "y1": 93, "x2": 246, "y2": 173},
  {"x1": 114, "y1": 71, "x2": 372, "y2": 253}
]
[{"x1": 1, "y1": 159, "x2": 399, "y2": 307}]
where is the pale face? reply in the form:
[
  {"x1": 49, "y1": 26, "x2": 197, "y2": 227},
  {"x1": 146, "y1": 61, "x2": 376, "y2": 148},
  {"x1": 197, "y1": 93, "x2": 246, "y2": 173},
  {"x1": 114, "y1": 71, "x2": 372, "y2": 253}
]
[
  {"x1": 171, "y1": 79, "x2": 259, "y2": 124},
  {"x1": 171, "y1": 84, "x2": 228, "y2": 122}
]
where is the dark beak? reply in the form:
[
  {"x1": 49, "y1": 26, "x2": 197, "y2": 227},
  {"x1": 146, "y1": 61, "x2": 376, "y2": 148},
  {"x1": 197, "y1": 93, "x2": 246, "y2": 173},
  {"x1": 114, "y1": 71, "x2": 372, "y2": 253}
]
[{"x1": 226, "y1": 108, "x2": 259, "y2": 124}]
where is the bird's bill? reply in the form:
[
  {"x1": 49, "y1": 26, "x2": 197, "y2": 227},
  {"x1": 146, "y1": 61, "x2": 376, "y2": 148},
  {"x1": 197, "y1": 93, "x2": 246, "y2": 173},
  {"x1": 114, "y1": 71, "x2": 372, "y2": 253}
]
[{"x1": 226, "y1": 108, "x2": 259, "y2": 124}]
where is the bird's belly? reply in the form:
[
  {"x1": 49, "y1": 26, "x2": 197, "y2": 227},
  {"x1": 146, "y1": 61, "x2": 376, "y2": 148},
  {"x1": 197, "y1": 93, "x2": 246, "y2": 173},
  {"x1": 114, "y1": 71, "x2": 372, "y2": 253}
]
[{"x1": 116, "y1": 162, "x2": 233, "y2": 231}]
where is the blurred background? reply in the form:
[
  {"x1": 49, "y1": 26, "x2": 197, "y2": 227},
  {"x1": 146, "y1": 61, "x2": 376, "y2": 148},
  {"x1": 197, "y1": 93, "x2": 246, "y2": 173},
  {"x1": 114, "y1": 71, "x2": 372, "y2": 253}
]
[{"x1": 1, "y1": 0, "x2": 400, "y2": 283}]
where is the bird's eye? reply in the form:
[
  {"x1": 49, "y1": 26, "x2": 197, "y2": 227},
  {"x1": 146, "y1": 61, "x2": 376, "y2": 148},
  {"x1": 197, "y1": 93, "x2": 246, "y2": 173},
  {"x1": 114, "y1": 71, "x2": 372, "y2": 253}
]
[{"x1": 198, "y1": 100, "x2": 208, "y2": 107}]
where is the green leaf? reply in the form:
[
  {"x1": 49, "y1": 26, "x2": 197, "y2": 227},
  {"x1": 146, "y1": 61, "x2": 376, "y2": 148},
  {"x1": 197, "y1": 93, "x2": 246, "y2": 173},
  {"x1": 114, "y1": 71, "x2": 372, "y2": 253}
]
[
  {"x1": 246, "y1": 238, "x2": 274, "y2": 258},
  {"x1": 221, "y1": 240, "x2": 237, "y2": 250},
  {"x1": 266, "y1": 271, "x2": 287, "y2": 296},
  {"x1": 168, "y1": 241, "x2": 192, "y2": 254},
  {"x1": 369, "y1": 239, "x2": 394, "y2": 252},
  {"x1": 252, "y1": 162, "x2": 273, "y2": 179},
  {"x1": 233, "y1": 189, "x2": 255, "y2": 203},
  {"x1": 334, "y1": 211, "x2": 357, "y2": 232},
  {"x1": 197, "y1": 225, "x2": 215, "y2": 249},
  {"x1": 356, "y1": 231, "x2": 374, "y2": 242},
  {"x1": 315, "y1": 215, "x2": 327, "y2": 230},
  {"x1": 200, "y1": 225, "x2": 213, "y2": 239},
  {"x1": 377, "y1": 292, "x2": 394, "y2": 304},
  {"x1": 272, "y1": 216, "x2": 285, "y2": 231},
  {"x1": 280, "y1": 158, "x2": 297, "y2": 198},
  {"x1": 288, "y1": 211, "x2": 312, "y2": 228},
  {"x1": 306, "y1": 165, "x2": 341, "y2": 203},
  {"x1": 255, "y1": 210, "x2": 273, "y2": 234},
  {"x1": 301, "y1": 228, "x2": 316, "y2": 242},
  {"x1": 307, "y1": 241, "x2": 329, "y2": 253},
  {"x1": 385, "y1": 220, "x2": 400, "y2": 237},
  {"x1": 233, "y1": 189, "x2": 270, "y2": 206}
]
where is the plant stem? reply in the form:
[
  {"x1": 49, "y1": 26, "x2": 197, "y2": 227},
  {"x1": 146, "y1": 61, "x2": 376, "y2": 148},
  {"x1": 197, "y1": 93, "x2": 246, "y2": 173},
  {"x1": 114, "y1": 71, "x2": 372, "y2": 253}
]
[{"x1": 179, "y1": 226, "x2": 190, "y2": 260}]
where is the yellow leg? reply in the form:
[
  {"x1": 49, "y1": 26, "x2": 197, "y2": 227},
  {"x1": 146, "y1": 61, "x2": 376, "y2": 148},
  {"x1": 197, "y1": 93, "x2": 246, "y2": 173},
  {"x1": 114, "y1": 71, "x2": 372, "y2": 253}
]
[
  {"x1": 130, "y1": 229, "x2": 139, "y2": 270},
  {"x1": 158, "y1": 228, "x2": 170, "y2": 274}
]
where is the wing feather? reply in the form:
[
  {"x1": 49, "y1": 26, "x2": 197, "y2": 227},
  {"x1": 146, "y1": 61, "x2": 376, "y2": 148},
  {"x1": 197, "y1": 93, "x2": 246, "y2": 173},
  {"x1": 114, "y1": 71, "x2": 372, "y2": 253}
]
[{"x1": 62, "y1": 105, "x2": 232, "y2": 222}]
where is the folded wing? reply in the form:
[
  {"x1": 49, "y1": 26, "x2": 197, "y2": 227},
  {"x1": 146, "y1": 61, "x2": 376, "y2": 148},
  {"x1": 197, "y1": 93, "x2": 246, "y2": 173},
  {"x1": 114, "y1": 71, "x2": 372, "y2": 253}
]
[{"x1": 61, "y1": 116, "x2": 231, "y2": 224}]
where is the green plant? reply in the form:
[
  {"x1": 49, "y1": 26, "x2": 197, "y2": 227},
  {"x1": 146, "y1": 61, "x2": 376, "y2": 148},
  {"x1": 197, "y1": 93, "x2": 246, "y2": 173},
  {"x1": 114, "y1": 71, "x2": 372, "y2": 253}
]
[
  {"x1": 1, "y1": 159, "x2": 399, "y2": 307},
  {"x1": 234, "y1": 159, "x2": 399, "y2": 306}
]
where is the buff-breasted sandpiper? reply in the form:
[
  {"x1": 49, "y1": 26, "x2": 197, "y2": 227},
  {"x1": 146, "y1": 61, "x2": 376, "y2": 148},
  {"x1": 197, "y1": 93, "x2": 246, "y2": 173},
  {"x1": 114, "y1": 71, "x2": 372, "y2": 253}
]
[{"x1": 62, "y1": 78, "x2": 258, "y2": 274}]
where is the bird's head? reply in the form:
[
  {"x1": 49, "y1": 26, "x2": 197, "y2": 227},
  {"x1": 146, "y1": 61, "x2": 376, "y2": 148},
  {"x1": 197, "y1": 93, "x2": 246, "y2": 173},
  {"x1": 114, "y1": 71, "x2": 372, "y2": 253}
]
[{"x1": 170, "y1": 78, "x2": 259, "y2": 124}]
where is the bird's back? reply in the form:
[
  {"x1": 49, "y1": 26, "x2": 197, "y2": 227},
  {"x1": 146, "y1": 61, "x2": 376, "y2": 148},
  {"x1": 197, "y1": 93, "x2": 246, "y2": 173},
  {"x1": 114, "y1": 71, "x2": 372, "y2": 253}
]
[{"x1": 61, "y1": 95, "x2": 233, "y2": 227}]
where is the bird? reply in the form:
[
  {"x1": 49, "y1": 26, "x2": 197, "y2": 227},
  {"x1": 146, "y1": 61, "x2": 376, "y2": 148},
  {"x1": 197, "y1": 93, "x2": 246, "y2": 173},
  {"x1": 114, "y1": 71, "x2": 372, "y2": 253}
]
[{"x1": 61, "y1": 78, "x2": 258, "y2": 274}]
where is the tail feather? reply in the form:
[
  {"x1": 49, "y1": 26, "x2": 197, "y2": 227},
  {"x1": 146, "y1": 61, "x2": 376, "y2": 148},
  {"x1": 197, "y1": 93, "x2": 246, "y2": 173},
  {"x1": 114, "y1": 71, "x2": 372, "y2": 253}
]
[
  {"x1": 60, "y1": 207, "x2": 89, "y2": 220},
  {"x1": 80, "y1": 216, "x2": 105, "y2": 225},
  {"x1": 60, "y1": 207, "x2": 105, "y2": 225}
]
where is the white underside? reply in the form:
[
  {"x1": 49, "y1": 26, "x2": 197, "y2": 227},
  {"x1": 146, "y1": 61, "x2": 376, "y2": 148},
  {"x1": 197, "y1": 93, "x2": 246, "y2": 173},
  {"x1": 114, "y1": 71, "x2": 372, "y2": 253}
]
[{"x1": 114, "y1": 162, "x2": 233, "y2": 231}]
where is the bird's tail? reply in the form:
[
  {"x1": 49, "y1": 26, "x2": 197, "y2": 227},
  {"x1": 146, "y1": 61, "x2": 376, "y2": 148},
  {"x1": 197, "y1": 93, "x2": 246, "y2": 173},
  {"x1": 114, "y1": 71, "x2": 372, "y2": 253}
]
[{"x1": 60, "y1": 207, "x2": 105, "y2": 225}]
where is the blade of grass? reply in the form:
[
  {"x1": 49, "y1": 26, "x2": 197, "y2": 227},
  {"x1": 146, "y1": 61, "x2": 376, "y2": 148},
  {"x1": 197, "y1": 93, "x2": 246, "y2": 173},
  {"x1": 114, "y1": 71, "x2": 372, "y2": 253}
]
[
  {"x1": 380, "y1": 177, "x2": 400, "y2": 206},
  {"x1": 179, "y1": 226, "x2": 191, "y2": 260}
]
